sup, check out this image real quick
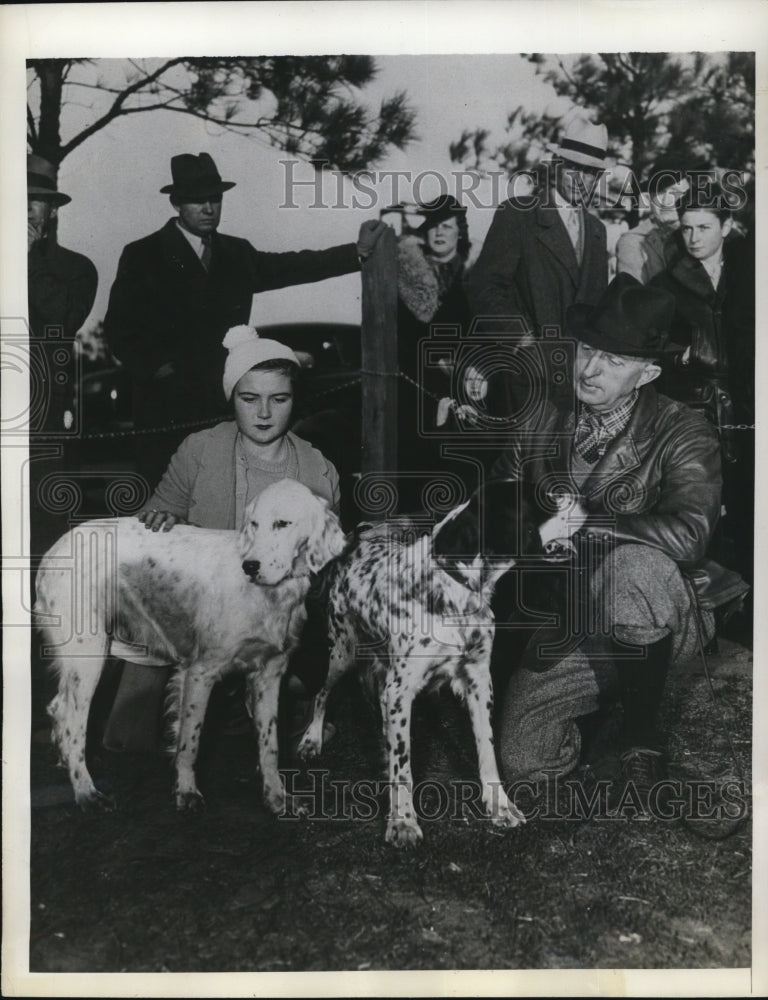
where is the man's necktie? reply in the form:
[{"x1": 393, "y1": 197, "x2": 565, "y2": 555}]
[
  {"x1": 200, "y1": 234, "x2": 212, "y2": 272},
  {"x1": 566, "y1": 209, "x2": 582, "y2": 264}
]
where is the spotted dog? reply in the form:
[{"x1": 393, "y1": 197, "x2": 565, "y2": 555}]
[
  {"x1": 298, "y1": 479, "x2": 587, "y2": 846},
  {"x1": 35, "y1": 479, "x2": 346, "y2": 814}
]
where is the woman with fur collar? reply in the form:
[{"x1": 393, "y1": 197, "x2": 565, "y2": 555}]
[{"x1": 396, "y1": 196, "x2": 472, "y2": 509}]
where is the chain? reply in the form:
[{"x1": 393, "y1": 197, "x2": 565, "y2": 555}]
[
  {"x1": 35, "y1": 415, "x2": 223, "y2": 442},
  {"x1": 359, "y1": 367, "x2": 443, "y2": 402},
  {"x1": 32, "y1": 376, "x2": 364, "y2": 441},
  {"x1": 32, "y1": 374, "x2": 757, "y2": 442},
  {"x1": 362, "y1": 368, "x2": 516, "y2": 423},
  {"x1": 304, "y1": 376, "x2": 362, "y2": 402}
]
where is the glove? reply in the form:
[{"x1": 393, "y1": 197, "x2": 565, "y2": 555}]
[{"x1": 356, "y1": 220, "x2": 388, "y2": 260}]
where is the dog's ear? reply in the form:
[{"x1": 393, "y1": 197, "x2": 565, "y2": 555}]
[
  {"x1": 237, "y1": 503, "x2": 258, "y2": 560},
  {"x1": 433, "y1": 497, "x2": 478, "y2": 558},
  {"x1": 305, "y1": 500, "x2": 347, "y2": 572}
]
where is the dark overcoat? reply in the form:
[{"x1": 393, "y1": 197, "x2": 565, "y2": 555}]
[
  {"x1": 103, "y1": 219, "x2": 359, "y2": 486},
  {"x1": 650, "y1": 233, "x2": 755, "y2": 580},
  {"x1": 650, "y1": 234, "x2": 755, "y2": 423},
  {"x1": 468, "y1": 198, "x2": 608, "y2": 335},
  {"x1": 28, "y1": 237, "x2": 98, "y2": 432},
  {"x1": 104, "y1": 219, "x2": 359, "y2": 430}
]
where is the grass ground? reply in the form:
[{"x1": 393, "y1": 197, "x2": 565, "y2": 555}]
[{"x1": 28, "y1": 638, "x2": 751, "y2": 973}]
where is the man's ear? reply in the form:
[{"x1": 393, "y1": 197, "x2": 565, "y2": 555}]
[
  {"x1": 636, "y1": 362, "x2": 662, "y2": 389},
  {"x1": 721, "y1": 217, "x2": 734, "y2": 239}
]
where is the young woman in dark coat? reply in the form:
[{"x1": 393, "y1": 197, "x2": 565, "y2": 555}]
[
  {"x1": 395, "y1": 196, "x2": 474, "y2": 512},
  {"x1": 651, "y1": 181, "x2": 755, "y2": 584}
]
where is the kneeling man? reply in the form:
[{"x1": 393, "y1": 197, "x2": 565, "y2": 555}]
[{"x1": 491, "y1": 273, "x2": 746, "y2": 803}]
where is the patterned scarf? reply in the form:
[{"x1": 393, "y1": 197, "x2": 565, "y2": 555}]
[{"x1": 573, "y1": 390, "x2": 638, "y2": 463}]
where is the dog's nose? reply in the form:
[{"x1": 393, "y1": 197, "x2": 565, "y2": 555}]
[{"x1": 242, "y1": 560, "x2": 260, "y2": 580}]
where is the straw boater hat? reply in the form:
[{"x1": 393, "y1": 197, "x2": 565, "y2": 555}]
[
  {"x1": 160, "y1": 153, "x2": 236, "y2": 200},
  {"x1": 222, "y1": 326, "x2": 300, "y2": 401},
  {"x1": 548, "y1": 119, "x2": 609, "y2": 171},
  {"x1": 566, "y1": 273, "x2": 682, "y2": 358},
  {"x1": 27, "y1": 154, "x2": 71, "y2": 206}
]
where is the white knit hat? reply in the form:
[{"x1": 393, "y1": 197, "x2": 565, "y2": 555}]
[{"x1": 222, "y1": 325, "x2": 300, "y2": 400}]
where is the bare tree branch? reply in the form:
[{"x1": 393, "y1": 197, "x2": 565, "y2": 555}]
[{"x1": 28, "y1": 56, "x2": 417, "y2": 173}]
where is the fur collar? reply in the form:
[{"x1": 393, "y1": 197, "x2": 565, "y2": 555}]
[{"x1": 397, "y1": 235, "x2": 441, "y2": 322}]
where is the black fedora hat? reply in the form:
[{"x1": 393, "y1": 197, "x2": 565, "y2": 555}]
[
  {"x1": 567, "y1": 273, "x2": 682, "y2": 358},
  {"x1": 27, "y1": 154, "x2": 71, "y2": 206},
  {"x1": 160, "y1": 152, "x2": 236, "y2": 199}
]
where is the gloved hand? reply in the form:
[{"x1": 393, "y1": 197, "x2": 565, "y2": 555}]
[{"x1": 356, "y1": 220, "x2": 389, "y2": 260}]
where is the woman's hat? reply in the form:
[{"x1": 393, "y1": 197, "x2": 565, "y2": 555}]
[
  {"x1": 567, "y1": 273, "x2": 682, "y2": 358},
  {"x1": 548, "y1": 119, "x2": 609, "y2": 171},
  {"x1": 27, "y1": 154, "x2": 71, "y2": 206},
  {"x1": 415, "y1": 195, "x2": 467, "y2": 233},
  {"x1": 160, "y1": 153, "x2": 236, "y2": 200},
  {"x1": 222, "y1": 326, "x2": 300, "y2": 400},
  {"x1": 640, "y1": 157, "x2": 691, "y2": 196}
]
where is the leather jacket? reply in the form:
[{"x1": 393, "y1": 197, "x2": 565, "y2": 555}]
[{"x1": 492, "y1": 386, "x2": 744, "y2": 609}]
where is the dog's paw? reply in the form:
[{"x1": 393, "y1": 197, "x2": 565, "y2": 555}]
[
  {"x1": 491, "y1": 800, "x2": 526, "y2": 829},
  {"x1": 175, "y1": 789, "x2": 205, "y2": 812},
  {"x1": 385, "y1": 817, "x2": 424, "y2": 847},
  {"x1": 295, "y1": 733, "x2": 322, "y2": 761},
  {"x1": 283, "y1": 793, "x2": 309, "y2": 819},
  {"x1": 263, "y1": 787, "x2": 288, "y2": 816},
  {"x1": 76, "y1": 785, "x2": 116, "y2": 813}
]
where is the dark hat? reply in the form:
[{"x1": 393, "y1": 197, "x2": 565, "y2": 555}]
[
  {"x1": 160, "y1": 153, "x2": 236, "y2": 199},
  {"x1": 415, "y1": 195, "x2": 467, "y2": 233},
  {"x1": 567, "y1": 273, "x2": 682, "y2": 358},
  {"x1": 27, "y1": 154, "x2": 71, "y2": 206},
  {"x1": 641, "y1": 157, "x2": 711, "y2": 196}
]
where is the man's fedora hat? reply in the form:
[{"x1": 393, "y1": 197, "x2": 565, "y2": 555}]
[
  {"x1": 160, "y1": 152, "x2": 236, "y2": 200},
  {"x1": 567, "y1": 273, "x2": 682, "y2": 358},
  {"x1": 27, "y1": 154, "x2": 71, "y2": 206},
  {"x1": 549, "y1": 119, "x2": 609, "y2": 171}
]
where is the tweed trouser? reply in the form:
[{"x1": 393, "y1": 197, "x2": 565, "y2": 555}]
[{"x1": 498, "y1": 544, "x2": 713, "y2": 783}]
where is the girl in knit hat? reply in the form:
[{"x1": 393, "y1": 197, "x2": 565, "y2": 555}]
[{"x1": 100, "y1": 326, "x2": 339, "y2": 763}]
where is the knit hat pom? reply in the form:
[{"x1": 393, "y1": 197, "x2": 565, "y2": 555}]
[
  {"x1": 221, "y1": 325, "x2": 301, "y2": 401},
  {"x1": 223, "y1": 325, "x2": 259, "y2": 352}
]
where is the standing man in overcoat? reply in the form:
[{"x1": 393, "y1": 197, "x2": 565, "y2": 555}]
[
  {"x1": 468, "y1": 119, "x2": 610, "y2": 417},
  {"x1": 28, "y1": 153, "x2": 98, "y2": 741},
  {"x1": 104, "y1": 152, "x2": 384, "y2": 487},
  {"x1": 27, "y1": 153, "x2": 98, "y2": 437}
]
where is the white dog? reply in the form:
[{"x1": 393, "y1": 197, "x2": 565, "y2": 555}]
[{"x1": 35, "y1": 479, "x2": 346, "y2": 814}]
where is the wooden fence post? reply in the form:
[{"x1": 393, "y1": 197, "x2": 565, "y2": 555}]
[{"x1": 360, "y1": 225, "x2": 398, "y2": 483}]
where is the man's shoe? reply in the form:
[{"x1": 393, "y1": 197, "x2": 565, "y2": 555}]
[{"x1": 618, "y1": 746, "x2": 666, "y2": 817}]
